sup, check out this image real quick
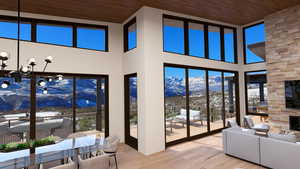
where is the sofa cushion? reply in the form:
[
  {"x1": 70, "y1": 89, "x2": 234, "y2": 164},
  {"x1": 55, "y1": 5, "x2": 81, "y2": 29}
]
[
  {"x1": 260, "y1": 136, "x2": 300, "y2": 169},
  {"x1": 227, "y1": 126, "x2": 256, "y2": 135},
  {"x1": 268, "y1": 133, "x2": 297, "y2": 143},
  {"x1": 225, "y1": 129, "x2": 260, "y2": 164},
  {"x1": 242, "y1": 128, "x2": 256, "y2": 135},
  {"x1": 227, "y1": 120, "x2": 238, "y2": 127}
]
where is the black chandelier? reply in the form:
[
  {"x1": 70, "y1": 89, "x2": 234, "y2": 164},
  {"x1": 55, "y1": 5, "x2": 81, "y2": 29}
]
[{"x1": 0, "y1": 0, "x2": 62, "y2": 89}]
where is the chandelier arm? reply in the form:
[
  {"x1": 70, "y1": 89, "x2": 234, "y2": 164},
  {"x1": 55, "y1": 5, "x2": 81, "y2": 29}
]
[
  {"x1": 1, "y1": 60, "x2": 3, "y2": 70},
  {"x1": 42, "y1": 62, "x2": 48, "y2": 72}
]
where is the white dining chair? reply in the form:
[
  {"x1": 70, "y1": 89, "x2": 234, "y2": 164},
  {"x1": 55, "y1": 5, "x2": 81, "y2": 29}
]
[
  {"x1": 0, "y1": 157, "x2": 30, "y2": 169},
  {"x1": 47, "y1": 161, "x2": 77, "y2": 169},
  {"x1": 103, "y1": 136, "x2": 120, "y2": 169},
  {"x1": 78, "y1": 154, "x2": 110, "y2": 169}
]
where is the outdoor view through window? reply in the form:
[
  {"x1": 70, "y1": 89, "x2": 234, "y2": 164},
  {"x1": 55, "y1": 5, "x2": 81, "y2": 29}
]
[{"x1": 164, "y1": 66, "x2": 237, "y2": 144}]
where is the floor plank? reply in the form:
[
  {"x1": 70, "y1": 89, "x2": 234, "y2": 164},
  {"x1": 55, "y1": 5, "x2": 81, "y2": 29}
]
[{"x1": 117, "y1": 133, "x2": 266, "y2": 169}]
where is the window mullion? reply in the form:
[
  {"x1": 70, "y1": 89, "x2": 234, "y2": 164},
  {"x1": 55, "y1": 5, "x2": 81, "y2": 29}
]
[
  {"x1": 233, "y1": 28, "x2": 238, "y2": 64},
  {"x1": 204, "y1": 24, "x2": 209, "y2": 59},
  {"x1": 31, "y1": 22, "x2": 37, "y2": 42},
  {"x1": 73, "y1": 25, "x2": 77, "y2": 48},
  {"x1": 220, "y1": 27, "x2": 225, "y2": 62},
  {"x1": 184, "y1": 21, "x2": 189, "y2": 55}
]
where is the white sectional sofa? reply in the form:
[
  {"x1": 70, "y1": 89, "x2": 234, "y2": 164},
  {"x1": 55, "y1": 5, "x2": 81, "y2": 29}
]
[{"x1": 223, "y1": 127, "x2": 300, "y2": 169}]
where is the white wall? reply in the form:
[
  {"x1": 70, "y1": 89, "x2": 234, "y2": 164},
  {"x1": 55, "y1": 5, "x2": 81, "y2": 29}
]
[
  {"x1": 123, "y1": 8, "x2": 148, "y2": 154},
  {"x1": 0, "y1": 10, "x2": 125, "y2": 142},
  {"x1": 0, "y1": 7, "x2": 268, "y2": 156},
  {"x1": 121, "y1": 6, "x2": 264, "y2": 155}
]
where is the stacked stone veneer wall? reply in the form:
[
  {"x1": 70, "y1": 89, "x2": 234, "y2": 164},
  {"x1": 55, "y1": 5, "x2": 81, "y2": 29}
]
[{"x1": 265, "y1": 5, "x2": 300, "y2": 131}]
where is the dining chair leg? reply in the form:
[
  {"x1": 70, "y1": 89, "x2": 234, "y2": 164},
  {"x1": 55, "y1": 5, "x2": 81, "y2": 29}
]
[{"x1": 114, "y1": 154, "x2": 118, "y2": 169}]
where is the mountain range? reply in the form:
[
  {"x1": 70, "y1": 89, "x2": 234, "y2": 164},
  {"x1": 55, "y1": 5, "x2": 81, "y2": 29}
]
[
  {"x1": 0, "y1": 78, "x2": 105, "y2": 112},
  {"x1": 0, "y1": 76, "x2": 223, "y2": 112}
]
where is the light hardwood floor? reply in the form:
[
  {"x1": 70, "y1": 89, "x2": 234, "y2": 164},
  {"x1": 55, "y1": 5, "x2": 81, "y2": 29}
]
[{"x1": 117, "y1": 133, "x2": 266, "y2": 169}]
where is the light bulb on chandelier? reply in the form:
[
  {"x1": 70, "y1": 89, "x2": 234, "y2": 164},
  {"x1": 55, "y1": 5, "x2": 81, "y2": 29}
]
[
  {"x1": 43, "y1": 88, "x2": 48, "y2": 94},
  {"x1": 1, "y1": 81, "x2": 10, "y2": 89}
]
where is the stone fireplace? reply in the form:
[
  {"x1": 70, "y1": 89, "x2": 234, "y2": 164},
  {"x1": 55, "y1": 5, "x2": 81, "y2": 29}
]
[{"x1": 265, "y1": 5, "x2": 300, "y2": 131}]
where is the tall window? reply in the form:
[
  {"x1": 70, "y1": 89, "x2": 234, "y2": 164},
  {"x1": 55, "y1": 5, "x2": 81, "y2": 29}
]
[
  {"x1": 36, "y1": 77, "x2": 73, "y2": 140},
  {"x1": 128, "y1": 76, "x2": 138, "y2": 139},
  {"x1": 124, "y1": 18, "x2": 137, "y2": 52},
  {"x1": 163, "y1": 15, "x2": 237, "y2": 63},
  {"x1": 163, "y1": 18, "x2": 185, "y2": 54},
  {"x1": 0, "y1": 77, "x2": 30, "y2": 144},
  {"x1": 208, "y1": 26, "x2": 221, "y2": 61},
  {"x1": 188, "y1": 23, "x2": 205, "y2": 58},
  {"x1": 124, "y1": 74, "x2": 138, "y2": 149},
  {"x1": 77, "y1": 27, "x2": 107, "y2": 51},
  {"x1": 224, "y1": 72, "x2": 236, "y2": 126},
  {"x1": 164, "y1": 65, "x2": 239, "y2": 146},
  {"x1": 37, "y1": 24, "x2": 73, "y2": 46},
  {"x1": 76, "y1": 78, "x2": 97, "y2": 132},
  {"x1": 0, "y1": 74, "x2": 108, "y2": 147},
  {"x1": 244, "y1": 23, "x2": 265, "y2": 64},
  {"x1": 164, "y1": 67, "x2": 187, "y2": 143},
  {"x1": 188, "y1": 69, "x2": 207, "y2": 136},
  {"x1": 208, "y1": 71, "x2": 223, "y2": 130},
  {"x1": 224, "y1": 28, "x2": 235, "y2": 63},
  {"x1": 0, "y1": 21, "x2": 31, "y2": 40},
  {"x1": 245, "y1": 71, "x2": 268, "y2": 116}
]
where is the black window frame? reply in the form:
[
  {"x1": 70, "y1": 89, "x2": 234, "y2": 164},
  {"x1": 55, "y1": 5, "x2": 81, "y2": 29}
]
[
  {"x1": 124, "y1": 17, "x2": 137, "y2": 52},
  {"x1": 244, "y1": 70, "x2": 268, "y2": 116},
  {"x1": 0, "y1": 19, "x2": 32, "y2": 41},
  {"x1": 243, "y1": 22, "x2": 265, "y2": 64},
  {"x1": 164, "y1": 63, "x2": 240, "y2": 147},
  {"x1": 163, "y1": 14, "x2": 238, "y2": 64},
  {"x1": 0, "y1": 15, "x2": 109, "y2": 52},
  {"x1": 0, "y1": 70, "x2": 109, "y2": 153},
  {"x1": 36, "y1": 23, "x2": 74, "y2": 47}
]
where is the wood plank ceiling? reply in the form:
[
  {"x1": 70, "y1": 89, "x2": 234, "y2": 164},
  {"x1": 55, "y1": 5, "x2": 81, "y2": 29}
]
[{"x1": 0, "y1": 0, "x2": 299, "y2": 25}]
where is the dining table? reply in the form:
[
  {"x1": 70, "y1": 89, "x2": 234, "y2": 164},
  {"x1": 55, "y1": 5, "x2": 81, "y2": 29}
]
[{"x1": 0, "y1": 135, "x2": 105, "y2": 169}]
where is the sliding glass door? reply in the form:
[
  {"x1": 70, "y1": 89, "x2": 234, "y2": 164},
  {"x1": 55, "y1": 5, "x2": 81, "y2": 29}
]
[
  {"x1": 208, "y1": 71, "x2": 223, "y2": 131},
  {"x1": 36, "y1": 76, "x2": 73, "y2": 140},
  {"x1": 0, "y1": 73, "x2": 109, "y2": 146},
  {"x1": 188, "y1": 69, "x2": 208, "y2": 136},
  {"x1": 75, "y1": 78, "x2": 97, "y2": 132},
  {"x1": 0, "y1": 77, "x2": 30, "y2": 144},
  {"x1": 164, "y1": 67, "x2": 187, "y2": 143},
  {"x1": 164, "y1": 65, "x2": 239, "y2": 146}
]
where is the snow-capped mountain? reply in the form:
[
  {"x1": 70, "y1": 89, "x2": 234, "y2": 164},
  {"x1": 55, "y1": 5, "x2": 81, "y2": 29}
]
[
  {"x1": 0, "y1": 75, "x2": 223, "y2": 112},
  {"x1": 164, "y1": 76, "x2": 222, "y2": 97},
  {"x1": 0, "y1": 79, "x2": 104, "y2": 112}
]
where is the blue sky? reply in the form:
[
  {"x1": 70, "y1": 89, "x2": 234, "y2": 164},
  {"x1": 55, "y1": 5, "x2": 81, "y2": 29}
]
[
  {"x1": 245, "y1": 24, "x2": 265, "y2": 63},
  {"x1": 0, "y1": 20, "x2": 264, "y2": 66},
  {"x1": 163, "y1": 25, "x2": 235, "y2": 63},
  {"x1": 0, "y1": 21, "x2": 106, "y2": 50},
  {"x1": 164, "y1": 23, "x2": 265, "y2": 64},
  {"x1": 0, "y1": 22, "x2": 31, "y2": 40},
  {"x1": 165, "y1": 67, "x2": 185, "y2": 79},
  {"x1": 128, "y1": 31, "x2": 137, "y2": 50}
]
